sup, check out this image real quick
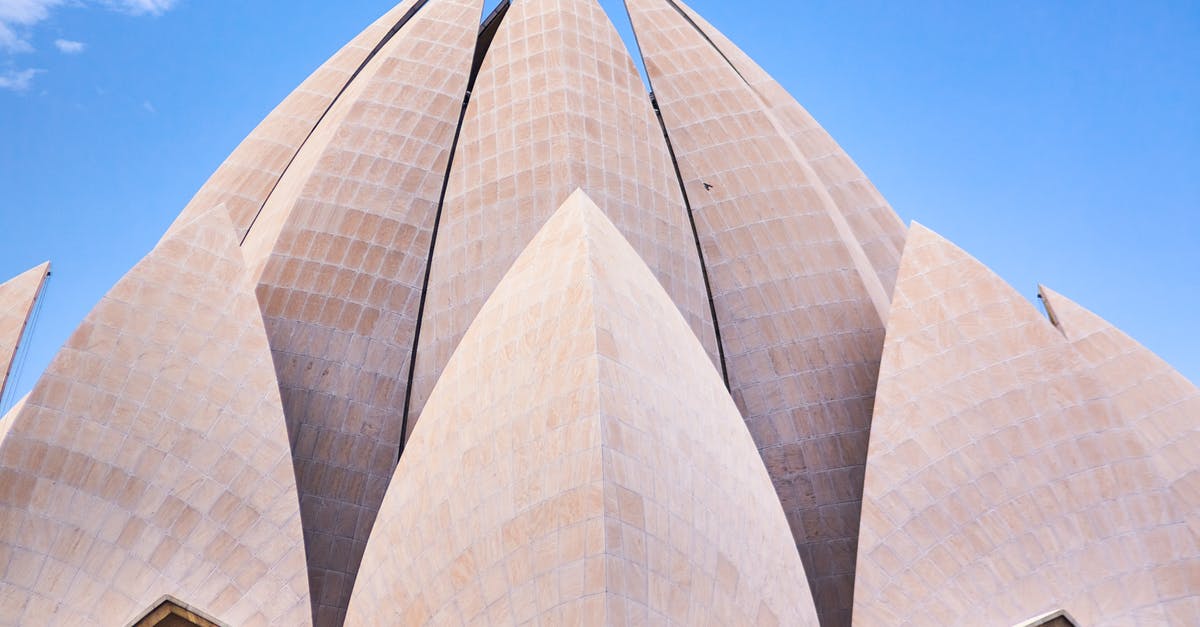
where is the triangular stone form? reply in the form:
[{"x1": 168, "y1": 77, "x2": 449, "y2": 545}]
[
  {"x1": 639, "y1": 0, "x2": 908, "y2": 296},
  {"x1": 164, "y1": 0, "x2": 428, "y2": 241},
  {"x1": 0, "y1": 262, "x2": 49, "y2": 405},
  {"x1": 855, "y1": 223, "x2": 1200, "y2": 625},
  {"x1": 409, "y1": 0, "x2": 721, "y2": 439},
  {"x1": 625, "y1": 1, "x2": 892, "y2": 621},
  {"x1": 346, "y1": 190, "x2": 819, "y2": 626},
  {"x1": 224, "y1": 1, "x2": 484, "y2": 621},
  {"x1": 1040, "y1": 285, "x2": 1200, "y2": 534},
  {"x1": 0, "y1": 205, "x2": 309, "y2": 625}
]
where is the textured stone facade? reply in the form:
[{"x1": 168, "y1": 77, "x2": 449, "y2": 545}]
[
  {"x1": 626, "y1": 1, "x2": 891, "y2": 621},
  {"x1": 1040, "y1": 286, "x2": 1200, "y2": 537},
  {"x1": 0, "y1": 206, "x2": 310, "y2": 626},
  {"x1": 348, "y1": 191, "x2": 817, "y2": 626},
  {"x1": 237, "y1": 1, "x2": 484, "y2": 622},
  {"x1": 1, "y1": 1, "x2": 1196, "y2": 626},
  {"x1": 409, "y1": 0, "x2": 721, "y2": 440},
  {"x1": 854, "y1": 224, "x2": 1199, "y2": 625}
]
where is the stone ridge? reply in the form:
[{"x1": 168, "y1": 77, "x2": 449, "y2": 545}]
[
  {"x1": 226, "y1": 0, "x2": 484, "y2": 624},
  {"x1": 0, "y1": 204, "x2": 310, "y2": 626},
  {"x1": 346, "y1": 190, "x2": 819, "y2": 625},
  {"x1": 408, "y1": 0, "x2": 722, "y2": 441},
  {"x1": 580, "y1": 189, "x2": 821, "y2": 626},
  {"x1": 0, "y1": 262, "x2": 49, "y2": 406},
  {"x1": 625, "y1": 1, "x2": 888, "y2": 622},
  {"x1": 854, "y1": 223, "x2": 1200, "y2": 625}
]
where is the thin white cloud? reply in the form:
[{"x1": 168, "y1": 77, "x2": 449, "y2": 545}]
[
  {"x1": 105, "y1": 0, "x2": 177, "y2": 15},
  {"x1": 0, "y1": 22, "x2": 31, "y2": 52},
  {"x1": 0, "y1": 67, "x2": 41, "y2": 91},
  {"x1": 0, "y1": 0, "x2": 177, "y2": 52},
  {"x1": 0, "y1": 0, "x2": 66, "y2": 52},
  {"x1": 141, "y1": 98, "x2": 154, "y2": 113},
  {"x1": 0, "y1": 0, "x2": 66, "y2": 27},
  {"x1": 0, "y1": 0, "x2": 178, "y2": 92},
  {"x1": 53, "y1": 38, "x2": 83, "y2": 53}
]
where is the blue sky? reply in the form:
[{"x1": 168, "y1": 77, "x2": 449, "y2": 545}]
[{"x1": 1, "y1": 0, "x2": 1197, "y2": 411}]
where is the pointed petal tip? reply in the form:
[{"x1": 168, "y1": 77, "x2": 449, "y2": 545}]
[{"x1": 906, "y1": 220, "x2": 937, "y2": 239}]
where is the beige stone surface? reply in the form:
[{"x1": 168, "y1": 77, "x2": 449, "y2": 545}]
[
  {"x1": 1040, "y1": 286, "x2": 1200, "y2": 535},
  {"x1": 0, "y1": 262, "x2": 49, "y2": 405},
  {"x1": 222, "y1": 0, "x2": 483, "y2": 623},
  {"x1": 5, "y1": 2, "x2": 1197, "y2": 625},
  {"x1": 346, "y1": 190, "x2": 818, "y2": 626},
  {"x1": 0, "y1": 205, "x2": 309, "y2": 626},
  {"x1": 0, "y1": 396, "x2": 27, "y2": 444},
  {"x1": 164, "y1": 0, "x2": 426, "y2": 242},
  {"x1": 626, "y1": 1, "x2": 889, "y2": 622},
  {"x1": 854, "y1": 223, "x2": 1200, "y2": 625},
  {"x1": 409, "y1": 0, "x2": 721, "y2": 439},
  {"x1": 661, "y1": 0, "x2": 908, "y2": 298}
]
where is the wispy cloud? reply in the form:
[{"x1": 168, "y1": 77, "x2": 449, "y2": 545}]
[
  {"x1": 0, "y1": 67, "x2": 42, "y2": 91},
  {"x1": 0, "y1": 0, "x2": 178, "y2": 52},
  {"x1": 105, "y1": 0, "x2": 177, "y2": 15},
  {"x1": 53, "y1": 38, "x2": 84, "y2": 53},
  {"x1": 141, "y1": 99, "x2": 154, "y2": 113},
  {"x1": 0, "y1": 0, "x2": 178, "y2": 91},
  {"x1": 0, "y1": 0, "x2": 66, "y2": 52},
  {"x1": 0, "y1": 24, "x2": 30, "y2": 52}
]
